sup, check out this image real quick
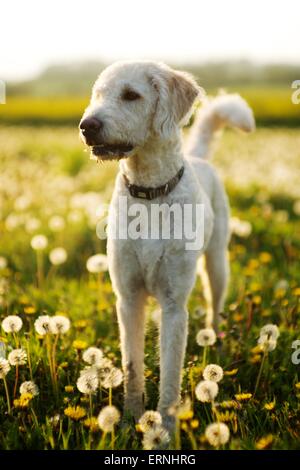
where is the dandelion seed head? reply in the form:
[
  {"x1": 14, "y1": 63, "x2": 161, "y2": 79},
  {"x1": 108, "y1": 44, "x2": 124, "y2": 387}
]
[
  {"x1": 97, "y1": 405, "x2": 120, "y2": 432},
  {"x1": 101, "y1": 367, "x2": 123, "y2": 389},
  {"x1": 34, "y1": 315, "x2": 52, "y2": 335},
  {"x1": 142, "y1": 426, "x2": 170, "y2": 450},
  {"x1": 2, "y1": 315, "x2": 23, "y2": 333},
  {"x1": 49, "y1": 247, "x2": 67, "y2": 266},
  {"x1": 0, "y1": 358, "x2": 10, "y2": 378},
  {"x1": 8, "y1": 348, "x2": 27, "y2": 366},
  {"x1": 205, "y1": 422, "x2": 230, "y2": 447},
  {"x1": 50, "y1": 315, "x2": 71, "y2": 334},
  {"x1": 196, "y1": 328, "x2": 216, "y2": 347},
  {"x1": 82, "y1": 347, "x2": 103, "y2": 366},
  {"x1": 76, "y1": 371, "x2": 99, "y2": 394},
  {"x1": 139, "y1": 411, "x2": 162, "y2": 433},
  {"x1": 258, "y1": 336, "x2": 277, "y2": 352},
  {"x1": 259, "y1": 324, "x2": 280, "y2": 341},
  {"x1": 30, "y1": 234, "x2": 48, "y2": 251},
  {"x1": 20, "y1": 380, "x2": 39, "y2": 396},
  {"x1": 49, "y1": 215, "x2": 65, "y2": 232},
  {"x1": 195, "y1": 380, "x2": 219, "y2": 402},
  {"x1": 86, "y1": 254, "x2": 108, "y2": 273},
  {"x1": 203, "y1": 364, "x2": 224, "y2": 383}
]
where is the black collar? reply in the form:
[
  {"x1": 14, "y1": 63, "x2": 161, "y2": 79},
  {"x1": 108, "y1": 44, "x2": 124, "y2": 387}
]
[{"x1": 122, "y1": 166, "x2": 184, "y2": 200}]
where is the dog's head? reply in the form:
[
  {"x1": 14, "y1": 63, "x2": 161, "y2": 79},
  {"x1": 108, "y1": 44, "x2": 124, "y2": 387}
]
[{"x1": 79, "y1": 61, "x2": 201, "y2": 161}]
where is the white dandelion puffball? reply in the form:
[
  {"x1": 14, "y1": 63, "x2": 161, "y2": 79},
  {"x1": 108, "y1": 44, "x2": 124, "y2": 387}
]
[
  {"x1": 258, "y1": 336, "x2": 277, "y2": 352},
  {"x1": 98, "y1": 406, "x2": 120, "y2": 432},
  {"x1": 196, "y1": 328, "x2": 217, "y2": 347},
  {"x1": 0, "y1": 358, "x2": 10, "y2": 378},
  {"x1": 230, "y1": 217, "x2": 252, "y2": 238},
  {"x1": 0, "y1": 256, "x2": 7, "y2": 269},
  {"x1": 49, "y1": 215, "x2": 65, "y2": 232},
  {"x1": 82, "y1": 347, "x2": 103, "y2": 366},
  {"x1": 77, "y1": 371, "x2": 99, "y2": 394},
  {"x1": 195, "y1": 380, "x2": 219, "y2": 402},
  {"x1": 259, "y1": 324, "x2": 280, "y2": 341},
  {"x1": 2, "y1": 315, "x2": 23, "y2": 333},
  {"x1": 49, "y1": 248, "x2": 67, "y2": 266},
  {"x1": 8, "y1": 348, "x2": 27, "y2": 366},
  {"x1": 25, "y1": 217, "x2": 41, "y2": 233},
  {"x1": 34, "y1": 315, "x2": 52, "y2": 335},
  {"x1": 86, "y1": 254, "x2": 108, "y2": 273},
  {"x1": 50, "y1": 315, "x2": 70, "y2": 334},
  {"x1": 205, "y1": 422, "x2": 230, "y2": 447},
  {"x1": 139, "y1": 411, "x2": 162, "y2": 433},
  {"x1": 142, "y1": 426, "x2": 170, "y2": 450},
  {"x1": 20, "y1": 381, "x2": 39, "y2": 396},
  {"x1": 101, "y1": 367, "x2": 123, "y2": 389},
  {"x1": 203, "y1": 364, "x2": 224, "y2": 383},
  {"x1": 31, "y1": 234, "x2": 48, "y2": 251}
]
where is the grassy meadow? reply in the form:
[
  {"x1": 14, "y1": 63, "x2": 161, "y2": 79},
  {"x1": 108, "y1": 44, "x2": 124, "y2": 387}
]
[{"x1": 0, "y1": 119, "x2": 300, "y2": 450}]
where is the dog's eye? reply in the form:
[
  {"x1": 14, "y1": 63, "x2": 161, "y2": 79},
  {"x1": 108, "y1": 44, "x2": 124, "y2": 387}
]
[{"x1": 121, "y1": 89, "x2": 141, "y2": 101}]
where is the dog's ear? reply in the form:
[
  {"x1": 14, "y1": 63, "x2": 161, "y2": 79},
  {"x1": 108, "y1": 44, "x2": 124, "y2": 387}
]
[{"x1": 151, "y1": 66, "x2": 202, "y2": 139}]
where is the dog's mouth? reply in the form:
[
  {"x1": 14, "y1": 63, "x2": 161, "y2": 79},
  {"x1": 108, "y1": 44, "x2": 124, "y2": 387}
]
[{"x1": 90, "y1": 143, "x2": 135, "y2": 161}]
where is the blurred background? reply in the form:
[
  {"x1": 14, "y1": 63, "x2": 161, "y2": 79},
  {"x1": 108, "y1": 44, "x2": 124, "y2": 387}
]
[{"x1": 0, "y1": 0, "x2": 300, "y2": 126}]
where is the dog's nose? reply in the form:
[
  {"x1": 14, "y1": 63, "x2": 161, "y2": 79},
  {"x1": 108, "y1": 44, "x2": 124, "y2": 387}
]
[{"x1": 80, "y1": 117, "x2": 103, "y2": 136}]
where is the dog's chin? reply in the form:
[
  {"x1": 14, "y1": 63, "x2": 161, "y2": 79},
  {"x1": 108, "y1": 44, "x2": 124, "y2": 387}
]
[{"x1": 90, "y1": 143, "x2": 136, "y2": 162}]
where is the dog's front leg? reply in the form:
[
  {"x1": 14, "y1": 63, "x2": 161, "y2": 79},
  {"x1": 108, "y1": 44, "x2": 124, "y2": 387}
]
[
  {"x1": 117, "y1": 291, "x2": 147, "y2": 420},
  {"x1": 158, "y1": 300, "x2": 188, "y2": 431}
]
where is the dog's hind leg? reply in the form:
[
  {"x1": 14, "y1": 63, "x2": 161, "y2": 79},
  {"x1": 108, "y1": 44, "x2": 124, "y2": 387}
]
[
  {"x1": 203, "y1": 209, "x2": 230, "y2": 331},
  {"x1": 116, "y1": 289, "x2": 147, "y2": 420}
]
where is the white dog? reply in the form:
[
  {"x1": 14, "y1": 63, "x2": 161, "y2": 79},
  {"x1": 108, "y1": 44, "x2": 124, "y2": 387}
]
[{"x1": 79, "y1": 61, "x2": 254, "y2": 429}]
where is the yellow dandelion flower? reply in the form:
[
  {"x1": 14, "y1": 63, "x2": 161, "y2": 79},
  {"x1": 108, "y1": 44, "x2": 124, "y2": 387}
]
[
  {"x1": 224, "y1": 368, "x2": 238, "y2": 376},
  {"x1": 59, "y1": 362, "x2": 69, "y2": 369},
  {"x1": 250, "y1": 354, "x2": 262, "y2": 364},
  {"x1": 251, "y1": 345, "x2": 264, "y2": 354},
  {"x1": 65, "y1": 385, "x2": 74, "y2": 393},
  {"x1": 233, "y1": 313, "x2": 243, "y2": 322},
  {"x1": 264, "y1": 402, "x2": 275, "y2": 411},
  {"x1": 220, "y1": 400, "x2": 240, "y2": 410},
  {"x1": 191, "y1": 419, "x2": 199, "y2": 429},
  {"x1": 24, "y1": 306, "x2": 36, "y2": 315},
  {"x1": 294, "y1": 383, "x2": 300, "y2": 390},
  {"x1": 19, "y1": 295, "x2": 30, "y2": 305},
  {"x1": 292, "y1": 287, "x2": 300, "y2": 297},
  {"x1": 281, "y1": 299, "x2": 289, "y2": 307},
  {"x1": 72, "y1": 340, "x2": 88, "y2": 350},
  {"x1": 256, "y1": 434, "x2": 274, "y2": 450},
  {"x1": 253, "y1": 295, "x2": 262, "y2": 305},
  {"x1": 259, "y1": 252, "x2": 272, "y2": 264},
  {"x1": 74, "y1": 320, "x2": 88, "y2": 331},
  {"x1": 145, "y1": 370, "x2": 153, "y2": 377},
  {"x1": 64, "y1": 406, "x2": 86, "y2": 421},
  {"x1": 181, "y1": 422, "x2": 188, "y2": 431},
  {"x1": 274, "y1": 289, "x2": 286, "y2": 299},
  {"x1": 250, "y1": 282, "x2": 261, "y2": 292},
  {"x1": 135, "y1": 424, "x2": 143, "y2": 433},
  {"x1": 235, "y1": 393, "x2": 252, "y2": 401},
  {"x1": 14, "y1": 392, "x2": 33, "y2": 409},
  {"x1": 83, "y1": 417, "x2": 99, "y2": 432},
  {"x1": 248, "y1": 259, "x2": 260, "y2": 269},
  {"x1": 217, "y1": 411, "x2": 236, "y2": 423}
]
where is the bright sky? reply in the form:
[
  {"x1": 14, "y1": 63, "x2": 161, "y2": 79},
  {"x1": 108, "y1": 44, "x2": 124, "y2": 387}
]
[{"x1": 0, "y1": 0, "x2": 299, "y2": 81}]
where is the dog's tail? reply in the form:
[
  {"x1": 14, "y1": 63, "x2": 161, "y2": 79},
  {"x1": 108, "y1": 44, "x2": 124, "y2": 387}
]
[{"x1": 185, "y1": 92, "x2": 255, "y2": 160}]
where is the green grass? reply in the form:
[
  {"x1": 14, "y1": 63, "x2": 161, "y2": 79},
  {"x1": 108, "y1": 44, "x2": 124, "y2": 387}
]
[{"x1": 0, "y1": 126, "x2": 300, "y2": 450}]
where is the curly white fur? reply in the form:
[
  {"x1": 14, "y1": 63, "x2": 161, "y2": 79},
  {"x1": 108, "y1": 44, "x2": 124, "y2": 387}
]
[{"x1": 80, "y1": 61, "x2": 254, "y2": 430}]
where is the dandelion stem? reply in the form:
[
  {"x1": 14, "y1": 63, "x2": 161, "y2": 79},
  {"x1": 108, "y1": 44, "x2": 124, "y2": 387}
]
[
  {"x1": 13, "y1": 332, "x2": 19, "y2": 348},
  {"x1": 36, "y1": 251, "x2": 44, "y2": 288},
  {"x1": 89, "y1": 394, "x2": 93, "y2": 419},
  {"x1": 3, "y1": 377, "x2": 11, "y2": 414},
  {"x1": 26, "y1": 336, "x2": 33, "y2": 381},
  {"x1": 111, "y1": 428, "x2": 115, "y2": 450},
  {"x1": 254, "y1": 348, "x2": 268, "y2": 397},
  {"x1": 52, "y1": 334, "x2": 59, "y2": 391},
  {"x1": 175, "y1": 418, "x2": 181, "y2": 450},
  {"x1": 13, "y1": 364, "x2": 19, "y2": 398},
  {"x1": 202, "y1": 346, "x2": 207, "y2": 369},
  {"x1": 109, "y1": 387, "x2": 112, "y2": 406}
]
